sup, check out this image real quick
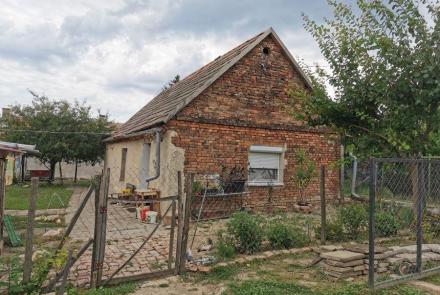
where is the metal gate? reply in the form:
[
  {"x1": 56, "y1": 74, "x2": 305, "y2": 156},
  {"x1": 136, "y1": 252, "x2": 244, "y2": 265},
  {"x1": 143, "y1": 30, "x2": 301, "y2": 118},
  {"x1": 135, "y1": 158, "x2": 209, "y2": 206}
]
[
  {"x1": 88, "y1": 169, "x2": 191, "y2": 287},
  {"x1": 369, "y1": 158, "x2": 440, "y2": 289}
]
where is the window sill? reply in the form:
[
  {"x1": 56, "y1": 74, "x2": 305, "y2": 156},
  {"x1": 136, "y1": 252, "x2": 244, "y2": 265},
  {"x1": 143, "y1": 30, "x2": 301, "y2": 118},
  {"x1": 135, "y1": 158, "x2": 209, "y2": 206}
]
[{"x1": 248, "y1": 182, "x2": 284, "y2": 187}]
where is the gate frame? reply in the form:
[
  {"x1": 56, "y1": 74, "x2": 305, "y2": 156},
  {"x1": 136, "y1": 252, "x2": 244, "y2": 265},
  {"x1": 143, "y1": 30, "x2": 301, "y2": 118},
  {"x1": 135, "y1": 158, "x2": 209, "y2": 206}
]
[
  {"x1": 93, "y1": 170, "x2": 191, "y2": 288},
  {"x1": 369, "y1": 158, "x2": 440, "y2": 289}
]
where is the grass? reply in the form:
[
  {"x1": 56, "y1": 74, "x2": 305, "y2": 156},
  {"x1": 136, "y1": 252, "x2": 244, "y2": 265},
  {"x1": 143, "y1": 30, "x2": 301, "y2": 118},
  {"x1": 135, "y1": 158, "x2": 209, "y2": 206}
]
[
  {"x1": 195, "y1": 252, "x2": 429, "y2": 295},
  {"x1": 67, "y1": 283, "x2": 137, "y2": 295},
  {"x1": 421, "y1": 273, "x2": 440, "y2": 285},
  {"x1": 10, "y1": 216, "x2": 64, "y2": 230},
  {"x1": 5, "y1": 183, "x2": 74, "y2": 210}
]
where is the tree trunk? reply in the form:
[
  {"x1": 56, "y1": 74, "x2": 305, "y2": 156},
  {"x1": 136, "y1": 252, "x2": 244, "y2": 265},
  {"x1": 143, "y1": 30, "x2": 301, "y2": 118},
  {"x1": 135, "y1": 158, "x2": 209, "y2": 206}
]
[
  {"x1": 74, "y1": 160, "x2": 78, "y2": 183},
  {"x1": 59, "y1": 162, "x2": 63, "y2": 185},
  {"x1": 49, "y1": 161, "x2": 56, "y2": 184}
]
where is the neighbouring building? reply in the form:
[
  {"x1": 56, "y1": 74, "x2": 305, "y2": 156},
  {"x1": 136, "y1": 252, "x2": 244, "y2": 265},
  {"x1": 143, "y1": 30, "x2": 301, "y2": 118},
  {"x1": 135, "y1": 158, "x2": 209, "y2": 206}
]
[{"x1": 104, "y1": 28, "x2": 340, "y2": 216}]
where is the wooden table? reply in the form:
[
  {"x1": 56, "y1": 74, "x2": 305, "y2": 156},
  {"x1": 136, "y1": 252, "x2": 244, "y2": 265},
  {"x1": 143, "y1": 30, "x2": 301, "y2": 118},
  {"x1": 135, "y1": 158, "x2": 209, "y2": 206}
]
[{"x1": 135, "y1": 189, "x2": 161, "y2": 217}]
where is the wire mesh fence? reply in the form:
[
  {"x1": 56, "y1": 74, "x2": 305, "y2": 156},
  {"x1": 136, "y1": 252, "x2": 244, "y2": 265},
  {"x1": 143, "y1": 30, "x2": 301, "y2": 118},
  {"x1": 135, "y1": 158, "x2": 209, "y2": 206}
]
[
  {"x1": 369, "y1": 158, "x2": 440, "y2": 289},
  {"x1": 190, "y1": 173, "x2": 248, "y2": 221}
]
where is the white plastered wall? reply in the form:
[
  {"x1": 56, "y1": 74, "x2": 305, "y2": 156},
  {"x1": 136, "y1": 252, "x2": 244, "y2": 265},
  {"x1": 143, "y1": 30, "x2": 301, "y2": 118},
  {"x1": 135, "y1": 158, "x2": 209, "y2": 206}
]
[{"x1": 105, "y1": 129, "x2": 185, "y2": 217}]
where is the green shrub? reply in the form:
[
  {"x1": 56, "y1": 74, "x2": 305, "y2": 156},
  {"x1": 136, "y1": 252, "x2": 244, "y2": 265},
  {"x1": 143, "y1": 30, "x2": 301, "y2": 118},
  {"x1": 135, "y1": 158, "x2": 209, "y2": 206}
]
[
  {"x1": 266, "y1": 222, "x2": 308, "y2": 249},
  {"x1": 227, "y1": 212, "x2": 263, "y2": 254},
  {"x1": 315, "y1": 220, "x2": 346, "y2": 242},
  {"x1": 338, "y1": 203, "x2": 367, "y2": 240},
  {"x1": 215, "y1": 230, "x2": 235, "y2": 260},
  {"x1": 398, "y1": 206, "x2": 414, "y2": 229},
  {"x1": 375, "y1": 210, "x2": 399, "y2": 237}
]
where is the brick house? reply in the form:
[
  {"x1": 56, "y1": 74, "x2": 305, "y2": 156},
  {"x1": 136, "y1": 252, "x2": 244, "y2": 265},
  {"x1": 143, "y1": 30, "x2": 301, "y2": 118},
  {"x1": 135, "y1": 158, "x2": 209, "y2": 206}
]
[{"x1": 104, "y1": 28, "x2": 340, "y2": 216}]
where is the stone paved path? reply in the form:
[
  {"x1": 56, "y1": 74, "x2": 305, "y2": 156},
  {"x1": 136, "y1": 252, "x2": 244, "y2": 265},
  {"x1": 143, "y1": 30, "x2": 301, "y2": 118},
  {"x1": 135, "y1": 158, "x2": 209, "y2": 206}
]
[{"x1": 66, "y1": 188, "x2": 174, "y2": 286}]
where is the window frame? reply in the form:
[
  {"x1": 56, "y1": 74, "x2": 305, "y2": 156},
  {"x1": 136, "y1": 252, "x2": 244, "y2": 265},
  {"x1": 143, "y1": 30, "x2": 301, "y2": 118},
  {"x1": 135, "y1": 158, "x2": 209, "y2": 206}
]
[{"x1": 248, "y1": 145, "x2": 284, "y2": 187}]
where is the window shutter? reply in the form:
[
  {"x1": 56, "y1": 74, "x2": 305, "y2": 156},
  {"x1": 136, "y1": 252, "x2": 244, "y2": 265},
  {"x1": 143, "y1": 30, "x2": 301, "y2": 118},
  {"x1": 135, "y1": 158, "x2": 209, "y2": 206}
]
[{"x1": 249, "y1": 152, "x2": 280, "y2": 169}]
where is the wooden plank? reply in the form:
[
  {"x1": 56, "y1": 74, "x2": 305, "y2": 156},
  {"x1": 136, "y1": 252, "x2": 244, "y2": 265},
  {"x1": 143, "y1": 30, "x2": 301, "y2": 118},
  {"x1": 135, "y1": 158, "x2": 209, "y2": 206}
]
[
  {"x1": 168, "y1": 199, "x2": 176, "y2": 270},
  {"x1": 90, "y1": 174, "x2": 102, "y2": 288},
  {"x1": 175, "y1": 171, "x2": 183, "y2": 274},
  {"x1": 96, "y1": 168, "x2": 110, "y2": 286},
  {"x1": 45, "y1": 238, "x2": 93, "y2": 292},
  {"x1": 23, "y1": 177, "x2": 38, "y2": 283},
  {"x1": 113, "y1": 195, "x2": 178, "y2": 203},
  {"x1": 178, "y1": 173, "x2": 193, "y2": 274},
  {"x1": 104, "y1": 269, "x2": 174, "y2": 286},
  {"x1": 56, "y1": 250, "x2": 73, "y2": 295},
  {"x1": 0, "y1": 158, "x2": 6, "y2": 255},
  {"x1": 57, "y1": 185, "x2": 94, "y2": 250}
]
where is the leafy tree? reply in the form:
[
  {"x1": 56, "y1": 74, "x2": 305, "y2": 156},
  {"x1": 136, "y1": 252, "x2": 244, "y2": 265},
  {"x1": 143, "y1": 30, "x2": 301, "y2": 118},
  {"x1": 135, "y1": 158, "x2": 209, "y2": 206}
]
[
  {"x1": 1, "y1": 92, "x2": 111, "y2": 182},
  {"x1": 291, "y1": 149, "x2": 316, "y2": 205},
  {"x1": 295, "y1": 0, "x2": 440, "y2": 158}
]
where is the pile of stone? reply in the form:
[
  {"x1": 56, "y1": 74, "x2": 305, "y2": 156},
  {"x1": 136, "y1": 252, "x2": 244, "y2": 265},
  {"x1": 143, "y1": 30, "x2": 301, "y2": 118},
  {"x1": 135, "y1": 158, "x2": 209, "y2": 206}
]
[
  {"x1": 320, "y1": 250, "x2": 366, "y2": 279},
  {"x1": 387, "y1": 244, "x2": 440, "y2": 267},
  {"x1": 344, "y1": 244, "x2": 391, "y2": 276},
  {"x1": 317, "y1": 243, "x2": 440, "y2": 279},
  {"x1": 317, "y1": 244, "x2": 392, "y2": 279}
]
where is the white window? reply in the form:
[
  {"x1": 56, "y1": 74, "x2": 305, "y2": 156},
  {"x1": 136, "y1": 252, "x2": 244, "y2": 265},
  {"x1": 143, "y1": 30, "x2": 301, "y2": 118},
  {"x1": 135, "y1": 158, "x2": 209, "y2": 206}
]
[{"x1": 248, "y1": 145, "x2": 284, "y2": 186}]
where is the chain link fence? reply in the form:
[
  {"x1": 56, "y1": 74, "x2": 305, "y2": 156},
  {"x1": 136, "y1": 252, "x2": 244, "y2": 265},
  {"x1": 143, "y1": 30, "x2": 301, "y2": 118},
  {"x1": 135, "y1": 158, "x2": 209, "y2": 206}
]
[{"x1": 369, "y1": 158, "x2": 440, "y2": 289}]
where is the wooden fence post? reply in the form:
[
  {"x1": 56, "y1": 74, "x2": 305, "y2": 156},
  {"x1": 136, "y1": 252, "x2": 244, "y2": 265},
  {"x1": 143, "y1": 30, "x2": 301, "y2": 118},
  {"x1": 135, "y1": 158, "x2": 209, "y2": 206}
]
[
  {"x1": 90, "y1": 174, "x2": 102, "y2": 288},
  {"x1": 96, "y1": 168, "x2": 110, "y2": 286},
  {"x1": 178, "y1": 173, "x2": 193, "y2": 274},
  {"x1": 175, "y1": 171, "x2": 183, "y2": 274},
  {"x1": 23, "y1": 177, "x2": 38, "y2": 283},
  {"x1": 0, "y1": 157, "x2": 6, "y2": 255},
  {"x1": 320, "y1": 166, "x2": 326, "y2": 245}
]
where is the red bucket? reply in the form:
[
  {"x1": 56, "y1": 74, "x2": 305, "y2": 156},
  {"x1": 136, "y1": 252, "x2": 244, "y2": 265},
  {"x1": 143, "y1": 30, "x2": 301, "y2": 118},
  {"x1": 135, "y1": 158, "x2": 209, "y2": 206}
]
[{"x1": 140, "y1": 207, "x2": 149, "y2": 222}]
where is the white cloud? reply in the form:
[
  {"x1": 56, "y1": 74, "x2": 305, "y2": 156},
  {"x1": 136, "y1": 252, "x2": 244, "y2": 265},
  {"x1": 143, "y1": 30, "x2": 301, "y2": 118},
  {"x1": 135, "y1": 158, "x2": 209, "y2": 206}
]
[{"x1": 0, "y1": 0, "x2": 335, "y2": 122}]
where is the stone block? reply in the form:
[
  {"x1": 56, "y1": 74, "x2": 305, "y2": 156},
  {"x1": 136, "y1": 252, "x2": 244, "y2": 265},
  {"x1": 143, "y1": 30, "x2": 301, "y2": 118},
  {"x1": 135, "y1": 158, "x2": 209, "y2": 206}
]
[{"x1": 321, "y1": 250, "x2": 365, "y2": 262}]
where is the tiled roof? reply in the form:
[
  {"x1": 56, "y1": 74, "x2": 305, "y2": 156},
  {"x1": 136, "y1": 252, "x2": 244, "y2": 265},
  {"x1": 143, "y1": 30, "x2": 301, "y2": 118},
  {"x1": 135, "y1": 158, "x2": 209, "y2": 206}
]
[{"x1": 109, "y1": 28, "x2": 311, "y2": 141}]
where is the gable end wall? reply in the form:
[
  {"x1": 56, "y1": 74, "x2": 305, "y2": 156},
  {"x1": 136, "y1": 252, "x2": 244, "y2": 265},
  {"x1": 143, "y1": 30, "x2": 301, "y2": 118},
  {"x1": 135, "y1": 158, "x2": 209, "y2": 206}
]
[{"x1": 164, "y1": 35, "x2": 340, "y2": 212}]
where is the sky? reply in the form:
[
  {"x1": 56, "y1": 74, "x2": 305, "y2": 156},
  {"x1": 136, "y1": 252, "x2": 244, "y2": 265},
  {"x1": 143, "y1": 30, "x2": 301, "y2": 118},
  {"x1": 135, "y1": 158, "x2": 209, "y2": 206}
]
[{"x1": 0, "y1": 0, "x2": 352, "y2": 123}]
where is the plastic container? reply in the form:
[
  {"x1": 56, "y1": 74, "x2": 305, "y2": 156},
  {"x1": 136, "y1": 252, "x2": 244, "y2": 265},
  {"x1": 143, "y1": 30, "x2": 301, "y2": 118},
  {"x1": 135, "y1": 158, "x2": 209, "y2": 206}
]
[
  {"x1": 147, "y1": 211, "x2": 158, "y2": 224},
  {"x1": 136, "y1": 207, "x2": 141, "y2": 219},
  {"x1": 140, "y1": 207, "x2": 149, "y2": 222}
]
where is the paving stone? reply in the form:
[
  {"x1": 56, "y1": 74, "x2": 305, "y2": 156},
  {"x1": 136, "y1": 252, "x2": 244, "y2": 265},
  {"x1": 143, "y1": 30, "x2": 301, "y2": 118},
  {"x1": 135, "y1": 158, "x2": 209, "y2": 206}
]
[
  {"x1": 321, "y1": 250, "x2": 365, "y2": 262},
  {"x1": 320, "y1": 245, "x2": 343, "y2": 252},
  {"x1": 320, "y1": 262, "x2": 354, "y2": 274},
  {"x1": 325, "y1": 259, "x2": 364, "y2": 267}
]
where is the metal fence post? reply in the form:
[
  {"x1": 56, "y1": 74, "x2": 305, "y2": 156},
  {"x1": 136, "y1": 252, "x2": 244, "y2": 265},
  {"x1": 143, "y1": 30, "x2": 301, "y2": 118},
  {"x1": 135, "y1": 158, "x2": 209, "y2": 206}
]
[
  {"x1": 416, "y1": 160, "x2": 426, "y2": 273},
  {"x1": 340, "y1": 145, "x2": 344, "y2": 200},
  {"x1": 368, "y1": 158, "x2": 377, "y2": 289},
  {"x1": 320, "y1": 165, "x2": 326, "y2": 245}
]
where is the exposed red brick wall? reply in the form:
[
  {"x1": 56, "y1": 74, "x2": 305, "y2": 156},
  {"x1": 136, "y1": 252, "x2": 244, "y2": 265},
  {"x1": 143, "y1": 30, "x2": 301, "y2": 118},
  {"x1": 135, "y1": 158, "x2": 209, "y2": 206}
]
[
  {"x1": 167, "y1": 120, "x2": 340, "y2": 212},
  {"x1": 164, "y1": 34, "x2": 340, "y2": 212},
  {"x1": 176, "y1": 35, "x2": 307, "y2": 127}
]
